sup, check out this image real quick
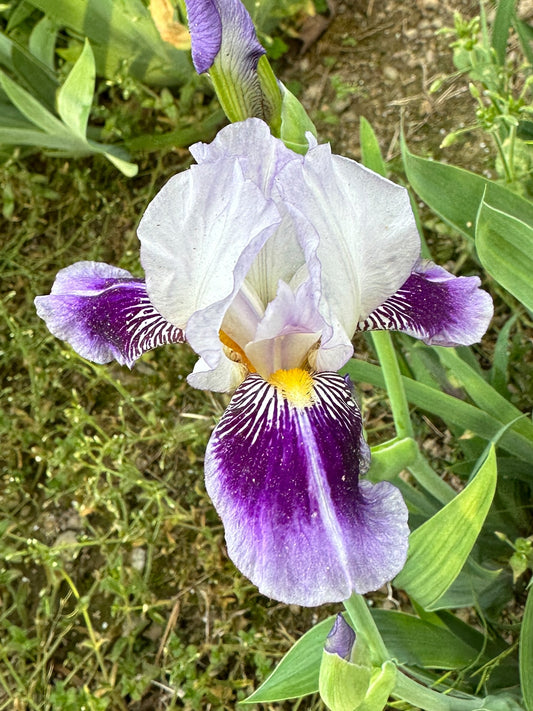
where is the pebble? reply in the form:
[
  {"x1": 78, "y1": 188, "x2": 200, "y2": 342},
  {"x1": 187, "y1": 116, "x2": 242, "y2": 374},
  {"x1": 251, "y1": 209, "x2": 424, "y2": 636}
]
[{"x1": 383, "y1": 65, "x2": 400, "y2": 82}]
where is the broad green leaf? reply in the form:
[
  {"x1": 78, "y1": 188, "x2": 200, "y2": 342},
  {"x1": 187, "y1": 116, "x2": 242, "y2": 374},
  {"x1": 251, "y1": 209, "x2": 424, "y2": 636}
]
[
  {"x1": 436, "y1": 348, "x2": 533, "y2": 443},
  {"x1": 342, "y1": 360, "x2": 533, "y2": 463},
  {"x1": 0, "y1": 69, "x2": 67, "y2": 135},
  {"x1": 243, "y1": 615, "x2": 332, "y2": 703},
  {"x1": 371, "y1": 610, "x2": 478, "y2": 669},
  {"x1": 520, "y1": 584, "x2": 533, "y2": 711},
  {"x1": 25, "y1": 0, "x2": 190, "y2": 86},
  {"x1": 359, "y1": 116, "x2": 387, "y2": 177},
  {"x1": 57, "y1": 39, "x2": 95, "y2": 138},
  {"x1": 424, "y1": 558, "x2": 505, "y2": 611},
  {"x1": 475, "y1": 196, "x2": 533, "y2": 312},
  {"x1": 0, "y1": 103, "x2": 36, "y2": 129},
  {"x1": 29, "y1": 15, "x2": 58, "y2": 70},
  {"x1": 492, "y1": 0, "x2": 517, "y2": 65},
  {"x1": 10, "y1": 43, "x2": 58, "y2": 111},
  {"x1": 6, "y1": 1, "x2": 34, "y2": 31},
  {"x1": 394, "y1": 446, "x2": 497, "y2": 608},
  {"x1": 401, "y1": 139, "x2": 533, "y2": 242},
  {"x1": 0, "y1": 30, "x2": 15, "y2": 70},
  {"x1": 0, "y1": 127, "x2": 88, "y2": 151}
]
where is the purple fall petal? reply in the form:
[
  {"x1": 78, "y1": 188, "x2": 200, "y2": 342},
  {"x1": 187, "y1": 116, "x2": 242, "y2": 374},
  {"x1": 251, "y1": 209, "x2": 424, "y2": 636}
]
[
  {"x1": 185, "y1": 0, "x2": 264, "y2": 74},
  {"x1": 357, "y1": 260, "x2": 494, "y2": 346},
  {"x1": 205, "y1": 371, "x2": 409, "y2": 606},
  {"x1": 34, "y1": 261, "x2": 184, "y2": 367}
]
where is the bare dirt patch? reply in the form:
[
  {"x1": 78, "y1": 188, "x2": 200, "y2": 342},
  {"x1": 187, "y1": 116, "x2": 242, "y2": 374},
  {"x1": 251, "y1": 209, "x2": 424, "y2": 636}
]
[{"x1": 281, "y1": 0, "x2": 491, "y2": 168}]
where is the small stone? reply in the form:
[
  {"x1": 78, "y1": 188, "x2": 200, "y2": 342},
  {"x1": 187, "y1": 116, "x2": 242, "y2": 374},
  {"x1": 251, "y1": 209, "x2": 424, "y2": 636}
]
[
  {"x1": 417, "y1": 0, "x2": 438, "y2": 10},
  {"x1": 383, "y1": 65, "x2": 399, "y2": 82}
]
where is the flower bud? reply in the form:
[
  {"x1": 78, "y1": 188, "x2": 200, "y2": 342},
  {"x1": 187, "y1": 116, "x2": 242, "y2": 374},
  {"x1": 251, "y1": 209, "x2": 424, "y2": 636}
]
[
  {"x1": 185, "y1": 0, "x2": 281, "y2": 131},
  {"x1": 318, "y1": 615, "x2": 372, "y2": 711}
]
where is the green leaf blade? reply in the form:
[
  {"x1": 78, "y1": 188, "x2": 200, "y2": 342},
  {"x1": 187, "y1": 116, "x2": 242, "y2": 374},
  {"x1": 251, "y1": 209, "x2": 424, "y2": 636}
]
[
  {"x1": 57, "y1": 38, "x2": 95, "y2": 138},
  {"x1": 359, "y1": 116, "x2": 387, "y2": 177},
  {"x1": 0, "y1": 68, "x2": 66, "y2": 135},
  {"x1": 343, "y1": 359, "x2": 533, "y2": 463},
  {"x1": 520, "y1": 584, "x2": 533, "y2": 711},
  {"x1": 475, "y1": 197, "x2": 533, "y2": 312},
  {"x1": 394, "y1": 445, "x2": 497, "y2": 608},
  {"x1": 401, "y1": 139, "x2": 533, "y2": 242},
  {"x1": 243, "y1": 615, "x2": 331, "y2": 703}
]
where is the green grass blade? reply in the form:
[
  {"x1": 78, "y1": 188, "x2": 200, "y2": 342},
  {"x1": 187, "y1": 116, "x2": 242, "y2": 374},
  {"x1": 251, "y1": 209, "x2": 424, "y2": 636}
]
[
  {"x1": 489, "y1": 313, "x2": 519, "y2": 395},
  {"x1": 394, "y1": 446, "x2": 497, "y2": 608},
  {"x1": 436, "y1": 347, "x2": 533, "y2": 442},
  {"x1": 57, "y1": 38, "x2": 95, "y2": 138},
  {"x1": 359, "y1": 116, "x2": 387, "y2": 177},
  {"x1": 475, "y1": 195, "x2": 533, "y2": 312},
  {"x1": 0, "y1": 68, "x2": 67, "y2": 135},
  {"x1": 520, "y1": 583, "x2": 533, "y2": 711},
  {"x1": 492, "y1": 0, "x2": 517, "y2": 65},
  {"x1": 514, "y1": 17, "x2": 533, "y2": 65}
]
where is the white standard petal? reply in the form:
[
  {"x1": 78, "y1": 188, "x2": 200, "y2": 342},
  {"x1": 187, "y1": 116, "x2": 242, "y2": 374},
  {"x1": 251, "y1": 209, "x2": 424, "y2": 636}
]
[
  {"x1": 191, "y1": 119, "x2": 307, "y2": 304},
  {"x1": 190, "y1": 119, "x2": 299, "y2": 195},
  {"x1": 138, "y1": 159, "x2": 281, "y2": 380},
  {"x1": 278, "y1": 143, "x2": 421, "y2": 341}
]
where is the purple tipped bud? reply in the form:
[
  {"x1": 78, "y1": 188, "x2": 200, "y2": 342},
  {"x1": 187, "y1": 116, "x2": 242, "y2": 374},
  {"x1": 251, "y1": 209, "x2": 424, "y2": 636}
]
[{"x1": 325, "y1": 614, "x2": 356, "y2": 661}]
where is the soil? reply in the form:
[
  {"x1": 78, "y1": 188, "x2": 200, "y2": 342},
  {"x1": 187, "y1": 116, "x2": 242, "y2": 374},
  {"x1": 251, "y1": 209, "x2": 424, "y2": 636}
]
[{"x1": 279, "y1": 0, "x2": 531, "y2": 169}]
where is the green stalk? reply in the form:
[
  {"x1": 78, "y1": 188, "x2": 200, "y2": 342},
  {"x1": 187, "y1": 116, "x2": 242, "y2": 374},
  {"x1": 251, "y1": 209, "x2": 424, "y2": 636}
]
[
  {"x1": 343, "y1": 593, "x2": 388, "y2": 663},
  {"x1": 61, "y1": 570, "x2": 109, "y2": 683},
  {"x1": 371, "y1": 331, "x2": 413, "y2": 439},
  {"x1": 371, "y1": 331, "x2": 455, "y2": 504}
]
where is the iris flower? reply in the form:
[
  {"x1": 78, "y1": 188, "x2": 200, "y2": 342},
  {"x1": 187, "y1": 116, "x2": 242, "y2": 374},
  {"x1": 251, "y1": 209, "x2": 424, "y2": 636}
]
[{"x1": 35, "y1": 119, "x2": 492, "y2": 606}]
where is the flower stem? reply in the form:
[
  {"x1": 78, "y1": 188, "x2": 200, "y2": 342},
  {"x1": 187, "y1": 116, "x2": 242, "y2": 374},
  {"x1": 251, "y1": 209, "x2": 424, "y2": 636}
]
[
  {"x1": 371, "y1": 331, "x2": 413, "y2": 439},
  {"x1": 343, "y1": 593, "x2": 388, "y2": 663},
  {"x1": 371, "y1": 331, "x2": 455, "y2": 505}
]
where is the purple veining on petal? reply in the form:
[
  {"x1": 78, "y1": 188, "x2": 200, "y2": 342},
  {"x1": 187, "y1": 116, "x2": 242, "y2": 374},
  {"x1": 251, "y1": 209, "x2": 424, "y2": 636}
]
[
  {"x1": 34, "y1": 261, "x2": 184, "y2": 367},
  {"x1": 357, "y1": 260, "x2": 493, "y2": 346},
  {"x1": 325, "y1": 614, "x2": 356, "y2": 660},
  {"x1": 204, "y1": 371, "x2": 409, "y2": 606},
  {"x1": 185, "y1": 0, "x2": 264, "y2": 75}
]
